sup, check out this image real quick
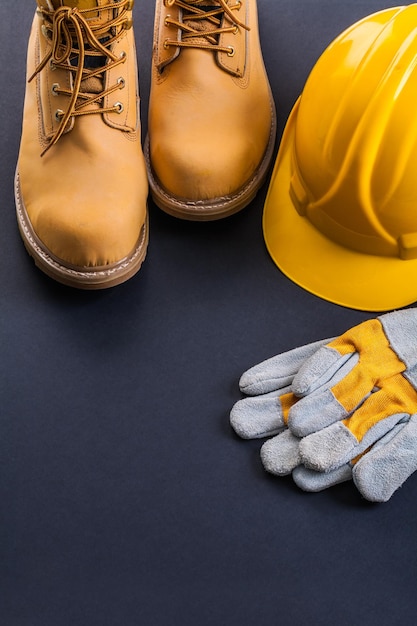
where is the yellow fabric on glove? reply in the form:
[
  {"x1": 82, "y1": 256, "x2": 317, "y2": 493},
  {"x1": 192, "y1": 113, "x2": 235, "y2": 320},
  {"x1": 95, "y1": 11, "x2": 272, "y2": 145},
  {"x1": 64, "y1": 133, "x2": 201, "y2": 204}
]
[
  {"x1": 328, "y1": 319, "x2": 406, "y2": 415},
  {"x1": 341, "y1": 373, "x2": 417, "y2": 441}
]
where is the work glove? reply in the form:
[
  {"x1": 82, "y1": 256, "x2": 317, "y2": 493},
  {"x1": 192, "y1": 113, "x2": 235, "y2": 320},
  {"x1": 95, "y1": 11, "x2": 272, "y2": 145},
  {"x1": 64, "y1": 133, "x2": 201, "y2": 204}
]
[{"x1": 231, "y1": 310, "x2": 417, "y2": 501}]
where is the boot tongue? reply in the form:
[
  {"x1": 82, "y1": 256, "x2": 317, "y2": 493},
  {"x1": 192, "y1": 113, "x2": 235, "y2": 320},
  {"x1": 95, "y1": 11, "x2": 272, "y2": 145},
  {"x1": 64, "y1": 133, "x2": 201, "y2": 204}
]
[
  {"x1": 184, "y1": 1, "x2": 225, "y2": 46},
  {"x1": 48, "y1": 0, "x2": 100, "y2": 9},
  {"x1": 65, "y1": 0, "x2": 100, "y2": 7},
  {"x1": 38, "y1": 0, "x2": 121, "y2": 94},
  {"x1": 42, "y1": 0, "x2": 105, "y2": 25},
  {"x1": 52, "y1": 0, "x2": 113, "y2": 94}
]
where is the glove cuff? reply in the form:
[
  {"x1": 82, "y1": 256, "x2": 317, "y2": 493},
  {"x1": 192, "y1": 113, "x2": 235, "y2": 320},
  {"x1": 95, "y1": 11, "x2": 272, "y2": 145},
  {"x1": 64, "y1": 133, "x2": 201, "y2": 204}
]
[{"x1": 379, "y1": 309, "x2": 417, "y2": 368}]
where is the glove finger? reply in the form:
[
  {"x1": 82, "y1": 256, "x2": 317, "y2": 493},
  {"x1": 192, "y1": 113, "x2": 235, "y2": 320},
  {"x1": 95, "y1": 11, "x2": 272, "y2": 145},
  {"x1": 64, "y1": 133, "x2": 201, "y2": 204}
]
[
  {"x1": 230, "y1": 388, "x2": 290, "y2": 439},
  {"x1": 239, "y1": 338, "x2": 333, "y2": 395},
  {"x1": 299, "y1": 411, "x2": 409, "y2": 472},
  {"x1": 289, "y1": 354, "x2": 381, "y2": 437},
  {"x1": 353, "y1": 414, "x2": 417, "y2": 502},
  {"x1": 289, "y1": 386, "x2": 351, "y2": 437},
  {"x1": 292, "y1": 345, "x2": 358, "y2": 397},
  {"x1": 292, "y1": 464, "x2": 352, "y2": 492},
  {"x1": 260, "y1": 429, "x2": 301, "y2": 475}
]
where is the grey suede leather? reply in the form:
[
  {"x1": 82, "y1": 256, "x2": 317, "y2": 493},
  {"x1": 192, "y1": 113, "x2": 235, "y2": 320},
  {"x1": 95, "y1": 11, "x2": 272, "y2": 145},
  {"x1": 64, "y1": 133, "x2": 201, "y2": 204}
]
[
  {"x1": 231, "y1": 338, "x2": 331, "y2": 440},
  {"x1": 291, "y1": 416, "x2": 417, "y2": 501},
  {"x1": 230, "y1": 389, "x2": 290, "y2": 440},
  {"x1": 293, "y1": 464, "x2": 352, "y2": 492},
  {"x1": 238, "y1": 338, "x2": 331, "y2": 397},
  {"x1": 379, "y1": 309, "x2": 417, "y2": 369},
  {"x1": 353, "y1": 416, "x2": 417, "y2": 502},
  {"x1": 299, "y1": 413, "x2": 409, "y2": 472},
  {"x1": 261, "y1": 430, "x2": 301, "y2": 475}
]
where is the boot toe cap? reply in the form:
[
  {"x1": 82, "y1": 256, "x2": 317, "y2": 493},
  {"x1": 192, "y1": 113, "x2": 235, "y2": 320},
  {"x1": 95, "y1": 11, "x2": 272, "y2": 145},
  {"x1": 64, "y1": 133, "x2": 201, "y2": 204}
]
[
  {"x1": 151, "y1": 135, "x2": 260, "y2": 202},
  {"x1": 34, "y1": 204, "x2": 143, "y2": 268}
]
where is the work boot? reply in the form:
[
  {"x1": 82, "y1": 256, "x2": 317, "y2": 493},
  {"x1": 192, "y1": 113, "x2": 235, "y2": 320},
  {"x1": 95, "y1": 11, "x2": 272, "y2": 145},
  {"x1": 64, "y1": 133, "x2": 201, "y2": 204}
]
[
  {"x1": 15, "y1": 0, "x2": 148, "y2": 289},
  {"x1": 145, "y1": 0, "x2": 276, "y2": 220}
]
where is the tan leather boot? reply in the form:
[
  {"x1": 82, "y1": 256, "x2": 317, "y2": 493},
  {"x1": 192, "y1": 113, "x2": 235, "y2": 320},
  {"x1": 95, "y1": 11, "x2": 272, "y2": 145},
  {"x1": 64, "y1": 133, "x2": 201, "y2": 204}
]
[
  {"x1": 145, "y1": 0, "x2": 276, "y2": 220},
  {"x1": 15, "y1": 0, "x2": 148, "y2": 289}
]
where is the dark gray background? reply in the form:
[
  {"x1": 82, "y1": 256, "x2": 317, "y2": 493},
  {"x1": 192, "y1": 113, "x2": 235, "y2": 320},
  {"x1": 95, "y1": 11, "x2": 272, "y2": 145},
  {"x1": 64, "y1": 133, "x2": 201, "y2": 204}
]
[{"x1": 1, "y1": 2, "x2": 416, "y2": 625}]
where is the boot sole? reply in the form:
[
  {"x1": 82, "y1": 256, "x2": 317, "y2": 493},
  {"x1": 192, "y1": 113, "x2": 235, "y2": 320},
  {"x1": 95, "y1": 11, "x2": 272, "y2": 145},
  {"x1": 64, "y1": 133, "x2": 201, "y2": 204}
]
[
  {"x1": 144, "y1": 99, "x2": 277, "y2": 221},
  {"x1": 14, "y1": 170, "x2": 149, "y2": 290}
]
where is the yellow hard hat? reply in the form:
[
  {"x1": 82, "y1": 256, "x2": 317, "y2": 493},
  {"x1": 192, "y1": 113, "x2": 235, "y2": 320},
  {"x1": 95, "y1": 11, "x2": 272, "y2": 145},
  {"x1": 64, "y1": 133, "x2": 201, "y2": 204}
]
[{"x1": 263, "y1": 5, "x2": 417, "y2": 312}]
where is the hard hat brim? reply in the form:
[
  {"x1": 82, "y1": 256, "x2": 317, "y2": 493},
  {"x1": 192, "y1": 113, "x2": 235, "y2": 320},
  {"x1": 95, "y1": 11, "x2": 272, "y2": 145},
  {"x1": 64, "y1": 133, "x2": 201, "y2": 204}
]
[{"x1": 263, "y1": 100, "x2": 417, "y2": 312}]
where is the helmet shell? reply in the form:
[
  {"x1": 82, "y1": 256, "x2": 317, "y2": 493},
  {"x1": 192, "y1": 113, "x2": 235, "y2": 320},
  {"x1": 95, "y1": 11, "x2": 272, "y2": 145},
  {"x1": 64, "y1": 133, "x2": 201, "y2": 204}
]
[{"x1": 264, "y1": 5, "x2": 417, "y2": 311}]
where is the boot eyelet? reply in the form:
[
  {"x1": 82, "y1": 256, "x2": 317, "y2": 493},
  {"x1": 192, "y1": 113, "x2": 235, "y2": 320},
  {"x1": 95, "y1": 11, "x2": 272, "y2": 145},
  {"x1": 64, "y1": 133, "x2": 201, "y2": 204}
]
[
  {"x1": 227, "y1": 46, "x2": 235, "y2": 57},
  {"x1": 164, "y1": 16, "x2": 171, "y2": 27},
  {"x1": 41, "y1": 24, "x2": 52, "y2": 40},
  {"x1": 117, "y1": 77, "x2": 125, "y2": 88},
  {"x1": 49, "y1": 59, "x2": 56, "y2": 71},
  {"x1": 127, "y1": 0, "x2": 134, "y2": 9},
  {"x1": 114, "y1": 102, "x2": 124, "y2": 113},
  {"x1": 233, "y1": 26, "x2": 238, "y2": 34},
  {"x1": 51, "y1": 83, "x2": 60, "y2": 96},
  {"x1": 163, "y1": 40, "x2": 170, "y2": 50},
  {"x1": 123, "y1": 18, "x2": 133, "y2": 30},
  {"x1": 165, "y1": 0, "x2": 175, "y2": 6},
  {"x1": 119, "y1": 51, "x2": 127, "y2": 61},
  {"x1": 54, "y1": 109, "x2": 64, "y2": 121}
]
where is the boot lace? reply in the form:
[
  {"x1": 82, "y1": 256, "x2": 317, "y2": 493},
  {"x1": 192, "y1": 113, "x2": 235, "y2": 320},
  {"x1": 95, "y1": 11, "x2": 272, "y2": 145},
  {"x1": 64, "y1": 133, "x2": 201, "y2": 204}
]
[
  {"x1": 163, "y1": 0, "x2": 249, "y2": 55},
  {"x1": 30, "y1": 0, "x2": 134, "y2": 155}
]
